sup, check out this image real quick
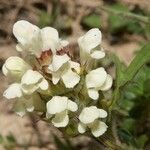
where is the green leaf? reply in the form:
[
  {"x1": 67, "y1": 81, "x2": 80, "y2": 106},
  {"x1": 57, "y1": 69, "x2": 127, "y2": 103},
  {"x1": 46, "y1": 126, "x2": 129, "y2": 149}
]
[
  {"x1": 119, "y1": 98, "x2": 134, "y2": 111},
  {"x1": 121, "y1": 43, "x2": 150, "y2": 86},
  {"x1": 118, "y1": 129, "x2": 133, "y2": 144},
  {"x1": 110, "y1": 53, "x2": 125, "y2": 87},
  {"x1": 82, "y1": 14, "x2": 101, "y2": 28},
  {"x1": 108, "y1": 53, "x2": 126, "y2": 109},
  {"x1": 124, "y1": 66, "x2": 150, "y2": 96},
  {"x1": 121, "y1": 118, "x2": 135, "y2": 133},
  {"x1": 145, "y1": 24, "x2": 150, "y2": 39},
  {"x1": 135, "y1": 135, "x2": 148, "y2": 148},
  {"x1": 110, "y1": 44, "x2": 150, "y2": 110},
  {"x1": 144, "y1": 78, "x2": 150, "y2": 96}
]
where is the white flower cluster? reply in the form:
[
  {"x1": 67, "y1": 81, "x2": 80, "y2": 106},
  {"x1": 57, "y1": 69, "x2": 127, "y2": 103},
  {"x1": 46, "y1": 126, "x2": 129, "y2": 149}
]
[{"x1": 3, "y1": 20, "x2": 113, "y2": 137}]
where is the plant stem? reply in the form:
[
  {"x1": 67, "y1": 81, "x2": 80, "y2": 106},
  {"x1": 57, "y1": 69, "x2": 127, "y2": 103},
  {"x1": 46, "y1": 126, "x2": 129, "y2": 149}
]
[
  {"x1": 93, "y1": 136, "x2": 123, "y2": 150},
  {"x1": 97, "y1": 6, "x2": 150, "y2": 24}
]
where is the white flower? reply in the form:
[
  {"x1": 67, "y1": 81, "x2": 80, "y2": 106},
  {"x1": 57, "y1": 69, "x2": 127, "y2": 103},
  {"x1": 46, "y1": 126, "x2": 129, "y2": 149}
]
[
  {"x1": 78, "y1": 106, "x2": 108, "y2": 137},
  {"x1": 46, "y1": 96, "x2": 78, "y2": 127},
  {"x1": 3, "y1": 83, "x2": 22, "y2": 99},
  {"x1": 86, "y1": 67, "x2": 113, "y2": 100},
  {"x1": 3, "y1": 70, "x2": 49, "y2": 99},
  {"x1": 2, "y1": 56, "x2": 30, "y2": 80},
  {"x1": 3, "y1": 82, "x2": 46, "y2": 117},
  {"x1": 21, "y1": 70, "x2": 49, "y2": 94},
  {"x1": 48, "y1": 54, "x2": 80, "y2": 88},
  {"x1": 14, "y1": 94, "x2": 45, "y2": 117},
  {"x1": 78, "y1": 28, "x2": 105, "y2": 64},
  {"x1": 13, "y1": 20, "x2": 68, "y2": 57}
]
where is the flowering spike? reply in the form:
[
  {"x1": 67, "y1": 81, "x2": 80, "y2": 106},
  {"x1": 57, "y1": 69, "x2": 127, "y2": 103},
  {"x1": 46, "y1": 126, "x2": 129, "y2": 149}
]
[{"x1": 3, "y1": 20, "x2": 113, "y2": 138}]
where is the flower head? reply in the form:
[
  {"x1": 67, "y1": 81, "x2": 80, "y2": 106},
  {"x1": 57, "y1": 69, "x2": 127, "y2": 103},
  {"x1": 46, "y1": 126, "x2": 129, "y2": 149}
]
[
  {"x1": 86, "y1": 67, "x2": 113, "y2": 100},
  {"x1": 46, "y1": 96, "x2": 78, "y2": 127},
  {"x1": 3, "y1": 20, "x2": 113, "y2": 138},
  {"x1": 78, "y1": 106, "x2": 108, "y2": 137}
]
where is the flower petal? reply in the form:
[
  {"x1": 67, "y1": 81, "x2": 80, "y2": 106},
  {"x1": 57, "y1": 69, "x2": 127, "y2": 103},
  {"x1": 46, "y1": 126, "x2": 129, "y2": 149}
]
[
  {"x1": 98, "y1": 109, "x2": 107, "y2": 118},
  {"x1": 60, "y1": 40, "x2": 69, "y2": 47},
  {"x1": 79, "y1": 106, "x2": 100, "y2": 124},
  {"x1": 2, "y1": 56, "x2": 30, "y2": 79},
  {"x1": 3, "y1": 83, "x2": 22, "y2": 99},
  {"x1": 91, "y1": 121, "x2": 108, "y2": 137},
  {"x1": 91, "y1": 50, "x2": 105, "y2": 59},
  {"x1": 16, "y1": 44, "x2": 23, "y2": 52},
  {"x1": 39, "y1": 79, "x2": 49, "y2": 90},
  {"x1": 62, "y1": 69, "x2": 80, "y2": 88},
  {"x1": 13, "y1": 20, "x2": 39, "y2": 45},
  {"x1": 48, "y1": 54, "x2": 70, "y2": 72},
  {"x1": 86, "y1": 67, "x2": 107, "y2": 89},
  {"x1": 69, "y1": 61, "x2": 80, "y2": 74},
  {"x1": 2, "y1": 64, "x2": 8, "y2": 76},
  {"x1": 21, "y1": 70, "x2": 43, "y2": 85},
  {"x1": 46, "y1": 96, "x2": 68, "y2": 114},
  {"x1": 52, "y1": 111, "x2": 69, "y2": 127},
  {"x1": 100, "y1": 74, "x2": 113, "y2": 91},
  {"x1": 67, "y1": 100, "x2": 78, "y2": 112},
  {"x1": 78, "y1": 122, "x2": 87, "y2": 133},
  {"x1": 88, "y1": 89, "x2": 99, "y2": 100},
  {"x1": 78, "y1": 28, "x2": 102, "y2": 53},
  {"x1": 41, "y1": 27, "x2": 59, "y2": 53}
]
